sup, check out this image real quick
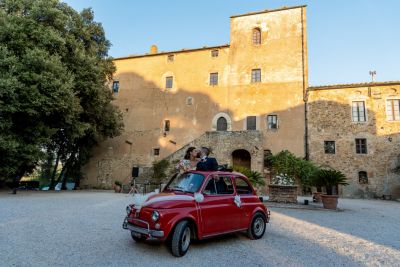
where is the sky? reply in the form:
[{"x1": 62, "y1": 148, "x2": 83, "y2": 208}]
[{"x1": 63, "y1": 0, "x2": 400, "y2": 86}]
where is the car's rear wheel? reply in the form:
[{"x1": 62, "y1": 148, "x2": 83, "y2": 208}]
[
  {"x1": 131, "y1": 231, "x2": 146, "y2": 242},
  {"x1": 247, "y1": 213, "x2": 266, "y2": 240},
  {"x1": 171, "y1": 220, "x2": 191, "y2": 257}
]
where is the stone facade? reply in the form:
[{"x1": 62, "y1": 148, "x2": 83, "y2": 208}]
[
  {"x1": 308, "y1": 82, "x2": 400, "y2": 199},
  {"x1": 81, "y1": 4, "x2": 400, "y2": 199},
  {"x1": 165, "y1": 131, "x2": 264, "y2": 172},
  {"x1": 81, "y1": 6, "x2": 307, "y2": 188}
]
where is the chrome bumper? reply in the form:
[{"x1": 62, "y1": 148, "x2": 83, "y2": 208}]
[{"x1": 122, "y1": 217, "x2": 164, "y2": 238}]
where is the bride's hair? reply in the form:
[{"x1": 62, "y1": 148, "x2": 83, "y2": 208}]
[{"x1": 184, "y1": 147, "x2": 196, "y2": 160}]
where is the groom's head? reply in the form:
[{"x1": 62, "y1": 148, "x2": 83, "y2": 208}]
[{"x1": 201, "y1": 147, "x2": 210, "y2": 157}]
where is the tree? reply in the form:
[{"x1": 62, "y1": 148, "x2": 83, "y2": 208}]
[
  {"x1": 0, "y1": 0, "x2": 123, "y2": 191},
  {"x1": 152, "y1": 160, "x2": 170, "y2": 183}
]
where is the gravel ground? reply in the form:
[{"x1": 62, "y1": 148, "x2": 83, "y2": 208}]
[{"x1": 0, "y1": 191, "x2": 399, "y2": 267}]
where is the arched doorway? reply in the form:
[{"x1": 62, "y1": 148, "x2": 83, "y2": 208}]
[
  {"x1": 211, "y1": 112, "x2": 232, "y2": 131},
  {"x1": 217, "y1": 117, "x2": 227, "y2": 131},
  {"x1": 232, "y1": 149, "x2": 251, "y2": 169}
]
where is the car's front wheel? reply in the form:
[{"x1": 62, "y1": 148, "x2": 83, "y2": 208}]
[
  {"x1": 247, "y1": 213, "x2": 266, "y2": 240},
  {"x1": 131, "y1": 231, "x2": 146, "y2": 242},
  {"x1": 171, "y1": 220, "x2": 191, "y2": 257}
]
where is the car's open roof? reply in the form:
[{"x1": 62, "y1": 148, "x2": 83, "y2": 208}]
[{"x1": 188, "y1": 170, "x2": 245, "y2": 177}]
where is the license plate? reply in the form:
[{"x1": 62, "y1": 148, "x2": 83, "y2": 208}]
[{"x1": 132, "y1": 232, "x2": 142, "y2": 238}]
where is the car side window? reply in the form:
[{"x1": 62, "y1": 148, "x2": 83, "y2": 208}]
[
  {"x1": 203, "y1": 176, "x2": 234, "y2": 195},
  {"x1": 204, "y1": 178, "x2": 217, "y2": 195},
  {"x1": 216, "y1": 176, "x2": 234, "y2": 194},
  {"x1": 235, "y1": 177, "x2": 253, "y2": 195}
]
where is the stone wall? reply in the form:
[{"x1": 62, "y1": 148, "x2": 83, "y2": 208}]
[
  {"x1": 165, "y1": 131, "x2": 264, "y2": 172},
  {"x1": 268, "y1": 185, "x2": 298, "y2": 203},
  {"x1": 308, "y1": 82, "x2": 400, "y2": 198}
]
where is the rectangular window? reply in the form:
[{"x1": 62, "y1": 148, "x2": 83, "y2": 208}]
[
  {"x1": 267, "y1": 115, "x2": 278, "y2": 129},
  {"x1": 164, "y1": 120, "x2": 170, "y2": 132},
  {"x1": 352, "y1": 101, "x2": 366, "y2": 122},
  {"x1": 251, "y1": 69, "x2": 261, "y2": 83},
  {"x1": 211, "y1": 50, "x2": 219, "y2": 57},
  {"x1": 210, "y1": 73, "x2": 218, "y2": 86},
  {"x1": 167, "y1": 54, "x2": 174, "y2": 62},
  {"x1": 166, "y1": 76, "x2": 173, "y2": 89},
  {"x1": 324, "y1": 141, "x2": 335, "y2": 154},
  {"x1": 112, "y1": 81, "x2": 119, "y2": 93},
  {"x1": 153, "y1": 148, "x2": 160, "y2": 156},
  {"x1": 355, "y1": 138, "x2": 367, "y2": 154},
  {"x1": 246, "y1": 116, "x2": 256, "y2": 130},
  {"x1": 386, "y1": 99, "x2": 400, "y2": 121}
]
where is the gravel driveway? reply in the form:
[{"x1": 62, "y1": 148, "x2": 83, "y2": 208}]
[{"x1": 0, "y1": 191, "x2": 399, "y2": 267}]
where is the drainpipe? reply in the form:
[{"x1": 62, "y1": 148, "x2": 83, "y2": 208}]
[{"x1": 301, "y1": 7, "x2": 309, "y2": 160}]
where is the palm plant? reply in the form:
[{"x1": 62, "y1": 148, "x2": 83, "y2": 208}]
[
  {"x1": 311, "y1": 169, "x2": 348, "y2": 195},
  {"x1": 233, "y1": 166, "x2": 265, "y2": 187}
]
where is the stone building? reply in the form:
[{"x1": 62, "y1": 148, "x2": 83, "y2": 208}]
[
  {"x1": 308, "y1": 82, "x2": 400, "y2": 198},
  {"x1": 81, "y1": 5, "x2": 400, "y2": 199},
  {"x1": 81, "y1": 5, "x2": 308, "y2": 188}
]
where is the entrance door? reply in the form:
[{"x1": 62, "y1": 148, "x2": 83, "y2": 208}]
[{"x1": 232, "y1": 149, "x2": 251, "y2": 169}]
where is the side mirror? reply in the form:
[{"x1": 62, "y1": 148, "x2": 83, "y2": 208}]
[{"x1": 194, "y1": 193, "x2": 204, "y2": 203}]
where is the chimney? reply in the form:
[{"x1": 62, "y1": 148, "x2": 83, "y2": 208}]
[{"x1": 150, "y1": 45, "x2": 158, "y2": 54}]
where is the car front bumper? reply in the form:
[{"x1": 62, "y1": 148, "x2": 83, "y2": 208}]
[{"x1": 122, "y1": 217, "x2": 164, "y2": 238}]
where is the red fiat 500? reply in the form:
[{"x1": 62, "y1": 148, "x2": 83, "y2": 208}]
[{"x1": 122, "y1": 171, "x2": 270, "y2": 257}]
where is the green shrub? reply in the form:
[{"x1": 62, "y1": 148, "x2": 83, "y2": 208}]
[
  {"x1": 114, "y1": 180, "x2": 122, "y2": 187},
  {"x1": 152, "y1": 159, "x2": 170, "y2": 182},
  {"x1": 267, "y1": 150, "x2": 319, "y2": 187},
  {"x1": 233, "y1": 166, "x2": 265, "y2": 187}
]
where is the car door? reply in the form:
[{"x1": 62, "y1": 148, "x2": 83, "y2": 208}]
[
  {"x1": 198, "y1": 175, "x2": 242, "y2": 236},
  {"x1": 234, "y1": 176, "x2": 255, "y2": 228}
]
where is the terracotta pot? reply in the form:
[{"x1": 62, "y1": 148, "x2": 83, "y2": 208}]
[
  {"x1": 313, "y1": 192, "x2": 322, "y2": 203},
  {"x1": 321, "y1": 194, "x2": 339, "y2": 209}
]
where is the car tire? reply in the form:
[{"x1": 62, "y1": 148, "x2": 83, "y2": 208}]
[
  {"x1": 171, "y1": 220, "x2": 191, "y2": 257},
  {"x1": 131, "y1": 231, "x2": 146, "y2": 242},
  {"x1": 247, "y1": 212, "x2": 266, "y2": 240}
]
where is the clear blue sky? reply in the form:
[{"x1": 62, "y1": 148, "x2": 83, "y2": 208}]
[{"x1": 63, "y1": 0, "x2": 400, "y2": 86}]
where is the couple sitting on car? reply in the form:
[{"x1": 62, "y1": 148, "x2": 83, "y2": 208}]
[{"x1": 176, "y1": 146, "x2": 218, "y2": 173}]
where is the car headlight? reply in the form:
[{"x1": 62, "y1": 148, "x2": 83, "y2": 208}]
[
  {"x1": 126, "y1": 205, "x2": 132, "y2": 215},
  {"x1": 151, "y1": 210, "x2": 160, "y2": 222}
]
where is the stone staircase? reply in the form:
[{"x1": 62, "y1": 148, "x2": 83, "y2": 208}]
[{"x1": 163, "y1": 130, "x2": 264, "y2": 173}]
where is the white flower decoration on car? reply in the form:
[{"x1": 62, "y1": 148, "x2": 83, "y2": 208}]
[{"x1": 234, "y1": 195, "x2": 241, "y2": 208}]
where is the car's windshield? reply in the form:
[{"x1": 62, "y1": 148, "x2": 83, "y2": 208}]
[{"x1": 165, "y1": 173, "x2": 205, "y2": 193}]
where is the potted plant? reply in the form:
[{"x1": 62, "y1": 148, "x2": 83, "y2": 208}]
[
  {"x1": 312, "y1": 168, "x2": 348, "y2": 209},
  {"x1": 114, "y1": 180, "x2": 122, "y2": 193}
]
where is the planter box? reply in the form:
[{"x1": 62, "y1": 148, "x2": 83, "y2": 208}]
[{"x1": 268, "y1": 185, "x2": 298, "y2": 204}]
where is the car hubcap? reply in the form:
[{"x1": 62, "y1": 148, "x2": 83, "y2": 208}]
[
  {"x1": 254, "y1": 217, "x2": 265, "y2": 236},
  {"x1": 181, "y1": 227, "x2": 191, "y2": 251}
]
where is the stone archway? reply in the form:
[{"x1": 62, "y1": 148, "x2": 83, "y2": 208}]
[{"x1": 232, "y1": 149, "x2": 251, "y2": 169}]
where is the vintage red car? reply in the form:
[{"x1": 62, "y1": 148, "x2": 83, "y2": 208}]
[{"x1": 122, "y1": 170, "x2": 270, "y2": 257}]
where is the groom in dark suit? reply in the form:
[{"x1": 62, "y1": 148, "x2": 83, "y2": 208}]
[{"x1": 196, "y1": 147, "x2": 219, "y2": 171}]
